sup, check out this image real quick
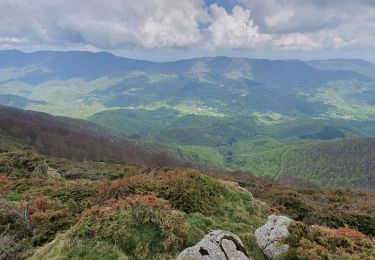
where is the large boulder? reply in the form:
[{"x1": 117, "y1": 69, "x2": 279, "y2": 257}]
[
  {"x1": 255, "y1": 215, "x2": 293, "y2": 259},
  {"x1": 177, "y1": 230, "x2": 250, "y2": 260}
]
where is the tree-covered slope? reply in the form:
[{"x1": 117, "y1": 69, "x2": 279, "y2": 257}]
[
  {"x1": 89, "y1": 107, "x2": 375, "y2": 191},
  {"x1": 0, "y1": 51, "x2": 374, "y2": 190},
  {"x1": 234, "y1": 138, "x2": 375, "y2": 191},
  {"x1": 0, "y1": 106, "x2": 185, "y2": 167}
]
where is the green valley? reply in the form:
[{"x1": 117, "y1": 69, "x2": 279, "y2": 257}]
[
  {"x1": 0, "y1": 107, "x2": 374, "y2": 259},
  {"x1": 0, "y1": 50, "x2": 374, "y2": 191}
]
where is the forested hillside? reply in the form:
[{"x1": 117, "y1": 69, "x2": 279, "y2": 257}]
[
  {"x1": 0, "y1": 106, "x2": 184, "y2": 167},
  {"x1": 234, "y1": 138, "x2": 375, "y2": 191},
  {"x1": 0, "y1": 50, "x2": 374, "y2": 190}
]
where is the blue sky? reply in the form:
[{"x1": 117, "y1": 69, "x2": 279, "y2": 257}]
[
  {"x1": 1, "y1": 0, "x2": 375, "y2": 61},
  {"x1": 204, "y1": 0, "x2": 238, "y2": 12}
]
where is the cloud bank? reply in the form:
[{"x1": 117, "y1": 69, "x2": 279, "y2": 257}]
[{"x1": 0, "y1": 0, "x2": 374, "y2": 57}]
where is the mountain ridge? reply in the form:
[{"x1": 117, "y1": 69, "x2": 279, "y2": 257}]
[
  {"x1": 2, "y1": 49, "x2": 374, "y2": 65},
  {"x1": 0, "y1": 50, "x2": 374, "y2": 191}
]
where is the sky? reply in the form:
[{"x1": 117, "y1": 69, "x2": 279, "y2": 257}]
[{"x1": 1, "y1": 0, "x2": 375, "y2": 61}]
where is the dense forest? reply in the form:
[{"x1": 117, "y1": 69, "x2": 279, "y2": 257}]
[
  {"x1": 234, "y1": 138, "x2": 375, "y2": 191},
  {"x1": 0, "y1": 51, "x2": 374, "y2": 190},
  {"x1": 0, "y1": 106, "x2": 186, "y2": 167}
]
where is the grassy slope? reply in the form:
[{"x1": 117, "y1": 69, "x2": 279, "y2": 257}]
[
  {"x1": 1, "y1": 129, "x2": 374, "y2": 259},
  {"x1": 173, "y1": 144, "x2": 226, "y2": 168},
  {"x1": 0, "y1": 130, "x2": 267, "y2": 259}
]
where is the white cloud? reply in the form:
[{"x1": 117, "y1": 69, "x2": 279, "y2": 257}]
[
  {"x1": 0, "y1": 0, "x2": 209, "y2": 49},
  {"x1": 273, "y1": 33, "x2": 319, "y2": 50},
  {"x1": 240, "y1": 0, "x2": 375, "y2": 49},
  {"x1": 207, "y1": 4, "x2": 270, "y2": 49},
  {"x1": 264, "y1": 9, "x2": 294, "y2": 31},
  {"x1": 1, "y1": 0, "x2": 375, "y2": 57}
]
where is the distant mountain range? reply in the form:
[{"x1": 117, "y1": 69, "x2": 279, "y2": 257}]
[
  {"x1": 0, "y1": 50, "x2": 374, "y2": 190},
  {"x1": 0, "y1": 50, "x2": 374, "y2": 119}
]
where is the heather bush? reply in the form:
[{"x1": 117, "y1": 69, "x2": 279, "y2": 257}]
[
  {"x1": 96, "y1": 169, "x2": 224, "y2": 215},
  {"x1": 155, "y1": 169, "x2": 222, "y2": 215},
  {"x1": 248, "y1": 181, "x2": 375, "y2": 237},
  {"x1": 71, "y1": 195, "x2": 185, "y2": 259},
  {"x1": 97, "y1": 174, "x2": 153, "y2": 200},
  {"x1": 283, "y1": 222, "x2": 375, "y2": 259},
  {"x1": 2, "y1": 129, "x2": 373, "y2": 260},
  {"x1": 0, "y1": 175, "x2": 12, "y2": 195}
]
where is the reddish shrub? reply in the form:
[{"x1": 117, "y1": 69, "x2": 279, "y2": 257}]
[
  {"x1": 124, "y1": 194, "x2": 171, "y2": 210},
  {"x1": 30, "y1": 196, "x2": 48, "y2": 212},
  {"x1": 330, "y1": 226, "x2": 366, "y2": 240},
  {"x1": 0, "y1": 175, "x2": 12, "y2": 195},
  {"x1": 97, "y1": 174, "x2": 152, "y2": 200}
]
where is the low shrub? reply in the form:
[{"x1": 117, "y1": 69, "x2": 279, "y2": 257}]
[
  {"x1": 96, "y1": 169, "x2": 223, "y2": 215},
  {"x1": 0, "y1": 175, "x2": 12, "y2": 195},
  {"x1": 155, "y1": 169, "x2": 222, "y2": 215},
  {"x1": 71, "y1": 195, "x2": 185, "y2": 259},
  {"x1": 283, "y1": 222, "x2": 375, "y2": 259},
  {"x1": 0, "y1": 231, "x2": 16, "y2": 259},
  {"x1": 60, "y1": 240, "x2": 126, "y2": 260},
  {"x1": 97, "y1": 174, "x2": 153, "y2": 200},
  {"x1": 248, "y1": 183, "x2": 375, "y2": 237}
]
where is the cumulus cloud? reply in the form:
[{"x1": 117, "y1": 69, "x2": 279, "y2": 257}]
[
  {"x1": 0, "y1": 0, "x2": 209, "y2": 49},
  {"x1": 207, "y1": 4, "x2": 271, "y2": 49},
  {"x1": 0, "y1": 0, "x2": 375, "y2": 56},
  {"x1": 239, "y1": 0, "x2": 375, "y2": 51}
]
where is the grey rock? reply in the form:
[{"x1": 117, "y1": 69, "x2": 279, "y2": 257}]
[
  {"x1": 47, "y1": 166, "x2": 61, "y2": 178},
  {"x1": 255, "y1": 215, "x2": 293, "y2": 259},
  {"x1": 177, "y1": 230, "x2": 250, "y2": 260},
  {"x1": 32, "y1": 161, "x2": 48, "y2": 177}
]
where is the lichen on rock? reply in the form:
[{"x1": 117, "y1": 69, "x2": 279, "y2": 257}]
[
  {"x1": 255, "y1": 215, "x2": 293, "y2": 259},
  {"x1": 177, "y1": 230, "x2": 250, "y2": 260}
]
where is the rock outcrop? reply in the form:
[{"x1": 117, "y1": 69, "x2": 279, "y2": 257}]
[
  {"x1": 32, "y1": 161, "x2": 49, "y2": 177},
  {"x1": 47, "y1": 166, "x2": 61, "y2": 178},
  {"x1": 255, "y1": 215, "x2": 293, "y2": 259},
  {"x1": 177, "y1": 230, "x2": 250, "y2": 260}
]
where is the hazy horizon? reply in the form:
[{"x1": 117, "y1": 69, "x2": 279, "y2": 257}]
[{"x1": 2, "y1": 48, "x2": 375, "y2": 63}]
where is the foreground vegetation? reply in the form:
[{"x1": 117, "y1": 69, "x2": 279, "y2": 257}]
[
  {"x1": 1, "y1": 127, "x2": 374, "y2": 259},
  {"x1": 0, "y1": 138, "x2": 266, "y2": 259}
]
